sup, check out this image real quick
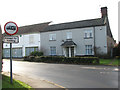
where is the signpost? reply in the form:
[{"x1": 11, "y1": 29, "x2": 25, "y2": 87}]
[{"x1": 4, "y1": 21, "x2": 18, "y2": 84}]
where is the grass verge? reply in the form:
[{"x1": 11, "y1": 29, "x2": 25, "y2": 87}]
[
  {"x1": 100, "y1": 59, "x2": 119, "y2": 66},
  {"x1": 2, "y1": 74, "x2": 32, "y2": 89}
]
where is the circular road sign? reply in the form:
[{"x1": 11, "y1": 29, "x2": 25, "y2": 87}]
[{"x1": 4, "y1": 21, "x2": 18, "y2": 35}]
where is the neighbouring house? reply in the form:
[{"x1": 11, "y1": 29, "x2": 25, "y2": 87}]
[
  {"x1": 3, "y1": 22, "x2": 50, "y2": 58},
  {"x1": 3, "y1": 7, "x2": 115, "y2": 58}
]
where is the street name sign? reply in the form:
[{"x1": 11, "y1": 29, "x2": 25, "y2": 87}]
[{"x1": 3, "y1": 36, "x2": 19, "y2": 43}]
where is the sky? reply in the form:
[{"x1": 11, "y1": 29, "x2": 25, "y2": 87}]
[{"x1": 0, "y1": 0, "x2": 119, "y2": 42}]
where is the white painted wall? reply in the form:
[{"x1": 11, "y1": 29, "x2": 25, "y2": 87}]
[
  {"x1": 95, "y1": 26, "x2": 107, "y2": 54},
  {"x1": 40, "y1": 25, "x2": 108, "y2": 56}
]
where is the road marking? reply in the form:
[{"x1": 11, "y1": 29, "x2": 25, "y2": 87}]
[{"x1": 43, "y1": 80, "x2": 68, "y2": 90}]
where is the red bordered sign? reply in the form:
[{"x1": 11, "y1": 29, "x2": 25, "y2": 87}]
[{"x1": 4, "y1": 21, "x2": 18, "y2": 35}]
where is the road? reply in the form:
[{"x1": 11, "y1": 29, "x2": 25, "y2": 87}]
[{"x1": 3, "y1": 59, "x2": 119, "y2": 88}]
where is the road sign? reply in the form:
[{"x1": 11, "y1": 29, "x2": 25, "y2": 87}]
[
  {"x1": 4, "y1": 21, "x2": 18, "y2": 84},
  {"x1": 4, "y1": 21, "x2": 18, "y2": 35},
  {"x1": 3, "y1": 36, "x2": 19, "y2": 43}
]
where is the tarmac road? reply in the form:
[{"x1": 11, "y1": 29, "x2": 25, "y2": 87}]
[{"x1": 3, "y1": 59, "x2": 119, "y2": 88}]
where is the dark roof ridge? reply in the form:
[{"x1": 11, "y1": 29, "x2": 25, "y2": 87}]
[
  {"x1": 49, "y1": 18, "x2": 103, "y2": 26},
  {"x1": 43, "y1": 18, "x2": 105, "y2": 32}
]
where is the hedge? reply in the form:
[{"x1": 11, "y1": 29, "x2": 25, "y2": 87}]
[
  {"x1": 30, "y1": 51, "x2": 43, "y2": 56},
  {"x1": 24, "y1": 56, "x2": 99, "y2": 64}
]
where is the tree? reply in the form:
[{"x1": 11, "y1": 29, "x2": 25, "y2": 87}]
[{"x1": 113, "y1": 42, "x2": 120, "y2": 57}]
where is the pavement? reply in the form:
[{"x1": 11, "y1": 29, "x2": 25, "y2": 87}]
[{"x1": 2, "y1": 71, "x2": 66, "y2": 89}]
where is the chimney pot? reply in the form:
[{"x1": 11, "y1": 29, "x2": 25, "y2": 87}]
[{"x1": 101, "y1": 7, "x2": 108, "y2": 18}]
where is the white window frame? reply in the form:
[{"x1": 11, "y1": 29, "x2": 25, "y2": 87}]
[
  {"x1": 66, "y1": 32, "x2": 72, "y2": 39},
  {"x1": 49, "y1": 34, "x2": 56, "y2": 41},
  {"x1": 84, "y1": 30, "x2": 93, "y2": 38},
  {"x1": 50, "y1": 46, "x2": 56, "y2": 55},
  {"x1": 85, "y1": 45, "x2": 92, "y2": 55}
]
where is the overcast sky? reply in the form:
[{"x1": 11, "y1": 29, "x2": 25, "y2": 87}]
[{"x1": 0, "y1": 0, "x2": 119, "y2": 42}]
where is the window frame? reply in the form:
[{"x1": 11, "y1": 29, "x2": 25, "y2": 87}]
[
  {"x1": 49, "y1": 34, "x2": 56, "y2": 41},
  {"x1": 84, "y1": 30, "x2": 93, "y2": 39},
  {"x1": 66, "y1": 32, "x2": 72, "y2": 39},
  {"x1": 85, "y1": 45, "x2": 92, "y2": 55},
  {"x1": 25, "y1": 47, "x2": 38, "y2": 56},
  {"x1": 50, "y1": 46, "x2": 56, "y2": 56}
]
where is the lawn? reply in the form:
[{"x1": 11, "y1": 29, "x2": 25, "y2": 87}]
[
  {"x1": 100, "y1": 59, "x2": 119, "y2": 66},
  {"x1": 2, "y1": 74, "x2": 32, "y2": 89}
]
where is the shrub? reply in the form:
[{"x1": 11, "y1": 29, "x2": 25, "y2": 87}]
[
  {"x1": 115, "y1": 56, "x2": 120, "y2": 59},
  {"x1": 23, "y1": 56, "x2": 29, "y2": 61},
  {"x1": 29, "y1": 56, "x2": 35, "y2": 62},
  {"x1": 95, "y1": 54, "x2": 112, "y2": 59},
  {"x1": 30, "y1": 51, "x2": 43, "y2": 56}
]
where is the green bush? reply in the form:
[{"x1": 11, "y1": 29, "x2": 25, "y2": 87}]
[
  {"x1": 115, "y1": 56, "x2": 120, "y2": 59},
  {"x1": 96, "y1": 54, "x2": 112, "y2": 59},
  {"x1": 23, "y1": 56, "x2": 29, "y2": 61},
  {"x1": 24, "y1": 56, "x2": 99, "y2": 64},
  {"x1": 30, "y1": 51, "x2": 43, "y2": 56},
  {"x1": 29, "y1": 56, "x2": 35, "y2": 62}
]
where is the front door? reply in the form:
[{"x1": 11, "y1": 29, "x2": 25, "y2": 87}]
[{"x1": 65, "y1": 47, "x2": 74, "y2": 57}]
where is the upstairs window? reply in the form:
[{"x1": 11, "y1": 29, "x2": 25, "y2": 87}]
[
  {"x1": 67, "y1": 32, "x2": 72, "y2": 39},
  {"x1": 84, "y1": 30, "x2": 93, "y2": 39},
  {"x1": 49, "y1": 34, "x2": 56, "y2": 41}
]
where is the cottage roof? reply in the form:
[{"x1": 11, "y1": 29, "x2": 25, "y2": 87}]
[{"x1": 42, "y1": 18, "x2": 105, "y2": 32}]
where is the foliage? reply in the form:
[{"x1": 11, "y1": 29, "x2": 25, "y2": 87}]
[
  {"x1": 113, "y1": 42, "x2": 120, "y2": 57},
  {"x1": 95, "y1": 54, "x2": 112, "y2": 59},
  {"x1": 115, "y1": 56, "x2": 120, "y2": 59},
  {"x1": 30, "y1": 51, "x2": 43, "y2": 56}
]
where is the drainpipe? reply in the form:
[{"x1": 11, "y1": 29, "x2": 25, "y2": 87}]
[
  {"x1": 93, "y1": 27, "x2": 96, "y2": 56},
  {"x1": 39, "y1": 32, "x2": 41, "y2": 51}
]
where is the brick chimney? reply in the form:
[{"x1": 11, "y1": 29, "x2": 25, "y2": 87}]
[{"x1": 101, "y1": 7, "x2": 108, "y2": 18}]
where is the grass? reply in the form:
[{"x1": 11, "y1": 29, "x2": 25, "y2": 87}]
[
  {"x1": 2, "y1": 74, "x2": 32, "y2": 89},
  {"x1": 100, "y1": 59, "x2": 119, "y2": 66}
]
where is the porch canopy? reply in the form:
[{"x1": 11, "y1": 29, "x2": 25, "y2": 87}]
[{"x1": 61, "y1": 41, "x2": 77, "y2": 47}]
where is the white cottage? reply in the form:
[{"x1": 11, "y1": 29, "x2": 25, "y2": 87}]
[{"x1": 40, "y1": 7, "x2": 115, "y2": 57}]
